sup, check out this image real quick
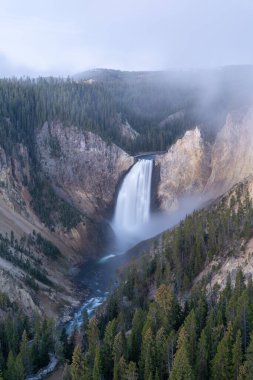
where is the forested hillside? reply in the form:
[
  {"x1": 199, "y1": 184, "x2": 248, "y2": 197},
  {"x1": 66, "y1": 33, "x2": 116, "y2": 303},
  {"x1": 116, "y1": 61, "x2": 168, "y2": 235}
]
[
  {"x1": 67, "y1": 178, "x2": 253, "y2": 379},
  {"x1": 2, "y1": 67, "x2": 253, "y2": 160},
  {"x1": 0, "y1": 76, "x2": 190, "y2": 157},
  {"x1": 0, "y1": 293, "x2": 54, "y2": 379},
  {"x1": 77, "y1": 66, "x2": 253, "y2": 147}
]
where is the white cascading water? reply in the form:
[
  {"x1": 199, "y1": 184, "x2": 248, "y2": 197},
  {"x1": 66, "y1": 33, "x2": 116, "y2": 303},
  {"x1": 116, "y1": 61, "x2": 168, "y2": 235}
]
[{"x1": 112, "y1": 159, "x2": 153, "y2": 237}]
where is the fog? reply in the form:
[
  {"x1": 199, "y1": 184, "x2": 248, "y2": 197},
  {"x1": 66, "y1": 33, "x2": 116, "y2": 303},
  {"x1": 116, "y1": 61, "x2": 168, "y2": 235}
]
[
  {"x1": 1, "y1": 0, "x2": 253, "y2": 76},
  {"x1": 110, "y1": 194, "x2": 207, "y2": 255}
]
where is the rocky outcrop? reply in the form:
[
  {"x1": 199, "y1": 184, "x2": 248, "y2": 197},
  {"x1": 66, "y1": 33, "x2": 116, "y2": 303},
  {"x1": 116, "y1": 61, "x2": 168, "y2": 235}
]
[
  {"x1": 0, "y1": 269, "x2": 40, "y2": 315},
  {"x1": 156, "y1": 107, "x2": 253, "y2": 211},
  {"x1": 36, "y1": 121, "x2": 134, "y2": 216},
  {"x1": 119, "y1": 121, "x2": 139, "y2": 140},
  {"x1": 0, "y1": 144, "x2": 31, "y2": 215},
  {"x1": 0, "y1": 141, "x2": 89, "y2": 317},
  {"x1": 156, "y1": 127, "x2": 211, "y2": 210},
  {"x1": 205, "y1": 109, "x2": 253, "y2": 197}
]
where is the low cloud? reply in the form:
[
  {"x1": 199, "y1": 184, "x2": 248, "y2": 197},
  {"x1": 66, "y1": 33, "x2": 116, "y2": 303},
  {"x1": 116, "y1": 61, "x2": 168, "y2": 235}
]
[{"x1": 0, "y1": 52, "x2": 37, "y2": 78}]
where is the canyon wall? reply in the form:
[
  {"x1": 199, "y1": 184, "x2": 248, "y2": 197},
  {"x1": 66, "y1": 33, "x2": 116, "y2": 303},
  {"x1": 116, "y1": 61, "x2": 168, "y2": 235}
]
[
  {"x1": 205, "y1": 109, "x2": 253, "y2": 197},
  {"x1": 156, "y1": 128, "x2": 211, "y2": 210},
  {"x1": 36, "y1": 121, "x2": 134, "y2": 216},
  {"x1": 156, "y1": 107, "x2": 253, "y2": 210},
  {"x1": 0, "y1": 122, "x2": 134, "y2": 316}
]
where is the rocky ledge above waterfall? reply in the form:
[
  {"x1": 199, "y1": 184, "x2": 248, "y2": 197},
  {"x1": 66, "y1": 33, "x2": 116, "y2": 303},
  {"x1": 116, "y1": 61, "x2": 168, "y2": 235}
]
[{"x1": 36, "y1": 121, "x2": 134, "y2": 217}]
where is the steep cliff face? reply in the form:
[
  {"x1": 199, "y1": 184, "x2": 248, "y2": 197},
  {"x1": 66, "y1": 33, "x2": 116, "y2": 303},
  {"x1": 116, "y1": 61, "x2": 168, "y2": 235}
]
[
  {"x1": 156, "y1": 107, "x2": 253, "y2": 211},
  {"x1": 0, "y1": 142, "x2": 86, "y2": 317},
  {"x1": 0, "y1": 144, "x2": 31, "y2": 215},
  {"x1": 0, "y1": 120, "x2": 135, "y2": 317},
  {"x1": 156, "y1": 127, "x2": 211, "y2": 210},
  {"x1": 36, "y1": 122, "x2": 134, "y2": 216},
  {"x1": 205, "y1": 108, "x2": 253, "y2": 197}
]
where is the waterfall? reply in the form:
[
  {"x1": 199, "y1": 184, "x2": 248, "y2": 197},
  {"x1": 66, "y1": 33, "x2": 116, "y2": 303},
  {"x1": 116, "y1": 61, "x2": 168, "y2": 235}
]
[{"x1": 112, "y1": 159, "x2": 153, "y2": 236}]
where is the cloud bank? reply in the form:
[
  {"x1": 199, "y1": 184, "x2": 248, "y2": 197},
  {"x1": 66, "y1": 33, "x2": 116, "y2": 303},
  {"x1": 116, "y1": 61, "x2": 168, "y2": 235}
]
[{"x1": 0, "y1": 0, "x2": 253, "y2": 76}]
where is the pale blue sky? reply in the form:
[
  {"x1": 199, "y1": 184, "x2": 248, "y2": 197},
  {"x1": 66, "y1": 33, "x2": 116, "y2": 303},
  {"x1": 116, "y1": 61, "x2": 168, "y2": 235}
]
[{"x1": 0, "y1": 0, "x2": 252, "y2": 76}]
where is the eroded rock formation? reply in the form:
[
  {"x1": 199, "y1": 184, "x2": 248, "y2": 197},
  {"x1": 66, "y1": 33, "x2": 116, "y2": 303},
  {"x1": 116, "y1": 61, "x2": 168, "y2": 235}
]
[
  {"x1": 156, "y1": 107, "x2": 253, "y2": 210},
  {"x1": 205, "y1": 109, "x2": 253, "y2": 196},
  {"x1": 156, "y1": 127, "x2": 211, "y2": 210},
  {"x1": 36, "y1": 121, "x2": 134, "y2": 216}
]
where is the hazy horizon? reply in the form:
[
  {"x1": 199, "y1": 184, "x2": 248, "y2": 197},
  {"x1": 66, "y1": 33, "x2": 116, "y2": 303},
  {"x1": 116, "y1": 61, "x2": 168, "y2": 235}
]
[{"x1": 1, "y1": 0, "x2": 253, "y2": 77}]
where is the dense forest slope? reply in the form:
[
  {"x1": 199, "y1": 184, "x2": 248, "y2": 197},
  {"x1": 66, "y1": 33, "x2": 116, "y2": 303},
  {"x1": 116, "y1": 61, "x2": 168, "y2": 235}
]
[{"x1": 67, "y1": 175, "x2": 253, "y2": 380}]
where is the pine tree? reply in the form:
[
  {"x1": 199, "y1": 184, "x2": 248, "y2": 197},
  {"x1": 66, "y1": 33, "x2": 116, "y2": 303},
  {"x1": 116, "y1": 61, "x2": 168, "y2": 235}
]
[
  {"x1": 113, "y1": 332, "x2": 126, "y2": 364},
  {"x1": 183, "y1": 310, "x2": 197, "y2": 367},
  {"x1": 118, "y1": 356, "x2": 127, "y2": 380},
  {"x1": 141, "y1": 327, "x2": 155, "y2": 380},
  {"x1": 5, "y1": 351, "x2": 16, "y2": 380},
  {"x1": 239, "y1": 332, "x2": 253, "y2": 380},
  {"x1": 232, "y1": 330, "x2": 243, "y2": 379},
  {"x1": 169, "y1": 327, "x2": 193, "y2": 380},
  {"x1": 154, "y1": 368, "x2": 160, "y2": 380},
  {"x1": 93, "y1": 346, "x2": 102, "y2": 380},
  {"x1": 70, "y1": 345, "x2": 85, "y2": 380},
  {"x1": 15, "y1": 353, "x2": 25, "y2": 380},
  {"x1": 155, "y1": 327, "x2": 168, "y2": 379},
  {"x1": 19, "y1": 330, "x2": 32, "y2": 375},
  {"x1": 128, "y1": 309, "x2": 144, "y2": 362},
  {"x1": 195, "y1": 329, "x2": 208, "y2": 380},
  {"x1": 211, "y1": 325, "x2": 233, "y2": 380},
  {"x1": 102, "y1": 319, "x2": 117, "y2": 378},
  {"x1": 234, "y1": 269, "x2": 245, "y2": 299},
  {"x1": 155, "y1": 284, "x2": 175, "y2": 331},
  {"x1": 125, "y1": 361, "x2": 138, "y2": 380},
  {"x1": 88, "y1": 317, "x2": 100, "y2": 366}
]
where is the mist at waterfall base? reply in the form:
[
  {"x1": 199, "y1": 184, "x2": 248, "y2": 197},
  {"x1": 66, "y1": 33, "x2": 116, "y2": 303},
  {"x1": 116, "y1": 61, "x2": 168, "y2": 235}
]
[
  {"x1": 110, "y1": 159, "x2": 203, "y2": 254},
  {"x1": 67, "y1": 159, "x2": 204, "y2": 333}
]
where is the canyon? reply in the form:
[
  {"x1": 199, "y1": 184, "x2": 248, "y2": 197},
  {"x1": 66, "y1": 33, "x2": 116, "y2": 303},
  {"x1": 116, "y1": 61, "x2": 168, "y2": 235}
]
[{"x1": 1, "y1": 104, "x2": 253, "y2": 319}]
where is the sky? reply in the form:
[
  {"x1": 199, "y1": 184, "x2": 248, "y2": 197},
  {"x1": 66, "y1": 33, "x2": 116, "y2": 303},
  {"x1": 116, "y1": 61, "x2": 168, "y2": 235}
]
[{"x1": 0, "y1": 0, "x2": 253, "y2": 76}]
